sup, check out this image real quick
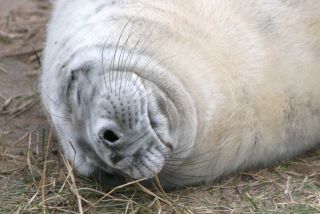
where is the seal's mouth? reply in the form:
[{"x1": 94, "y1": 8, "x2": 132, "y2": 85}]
[
  {"x1": 106, "y1": 122, "x2": 172, "y2": 179},
  {"x1": 112, "y1": 143, "x2": 167, "y2": 179}
]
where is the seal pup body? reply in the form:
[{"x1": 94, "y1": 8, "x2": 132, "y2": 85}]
[{"x1": 41, "y1": 0, "x2": 320, "y2": 186}]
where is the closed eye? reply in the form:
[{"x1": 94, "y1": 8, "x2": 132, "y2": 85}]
[
  {"x1": 77, "y1": 88, "x2": 81, "y2": 104},
  {"x1": 66, "y1": 70, "x2": 77, "y2": 100}
]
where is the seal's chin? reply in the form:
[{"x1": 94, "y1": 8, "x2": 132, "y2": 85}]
[{"x1": 116, "y1": 144, "x2": 166, "y2": 179}]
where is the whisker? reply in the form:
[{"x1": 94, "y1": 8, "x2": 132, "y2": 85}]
[
  {"x1": 110, "y1": 16, "x2": 137, "y2": 96},
  {"x1": 121, "y1": 27, "x2": 148, "y2": 98},
  {"x1": 41, "y1": 93, "x2": 71, "y2": 120},
  {"x1": 127, "y1": 33, "x2": 173, "y2": 103},
  {"x1": 125, "y1": 25, "x2": 158, "y2": 101},
  {"x1": 117, "y1": 22, "x2": 136, "y2": 98},
  {"x1": 100, "y1": 34, "x2": 114, "y2": 97}
]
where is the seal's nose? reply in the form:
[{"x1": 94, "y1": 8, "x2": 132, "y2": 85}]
[{"x1": 99, "y1": 128, "x2": 120, "y2": 146}]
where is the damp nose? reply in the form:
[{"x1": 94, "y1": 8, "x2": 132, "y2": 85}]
[
  {"x1": 99, "y1": 128, "x2": 120, "y2": 146},
  {"x1": 98, "y1": 128, "x2": 129, "y2": 165}
]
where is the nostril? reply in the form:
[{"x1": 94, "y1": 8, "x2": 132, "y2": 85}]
[{"x1": 101, "y1": 129, "x2": 119, "y2": 143}]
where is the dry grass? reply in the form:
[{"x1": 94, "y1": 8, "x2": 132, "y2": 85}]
[
  {"x1": 0, "y1": 127, "x2": 319, "y2": 213},
  {"x1": 0, "y1": 129, "x2": 189, "y2": 213},
  {"x1": 0, "y1": 94, "x2": 38, "y2": 121}
]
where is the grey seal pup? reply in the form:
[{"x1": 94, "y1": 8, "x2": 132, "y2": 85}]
[{"x1": 40, "y1": 0, "x2": 320, "y2": 186}]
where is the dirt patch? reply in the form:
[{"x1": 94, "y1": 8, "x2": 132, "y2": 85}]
[
  {"x1": 0, "y1": 1, "x2": 319, "y2": 213},
  {"x1": 0, "y1": 0, "x2": 49, "y2": 137}
]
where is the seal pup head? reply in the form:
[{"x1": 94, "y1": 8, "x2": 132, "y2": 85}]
[{"x1": 58, "y1": 49, "x2": 197, "y2": 182}]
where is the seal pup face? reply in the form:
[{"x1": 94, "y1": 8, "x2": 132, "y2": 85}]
[{"x1": 65, "y1": 65, "x2": 179, "y2": 179}]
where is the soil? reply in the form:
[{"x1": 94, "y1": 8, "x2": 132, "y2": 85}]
[
  {"x1": 0, "y1": 0, "x2": 51, "y2": 170},
  {"x1": 0, "y1": 0, "x2": 50, "y2": 128}
]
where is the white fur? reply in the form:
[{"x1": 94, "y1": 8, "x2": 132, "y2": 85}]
[{"x1": 41, "y1": 0, "x2": 320, "y2": 186}]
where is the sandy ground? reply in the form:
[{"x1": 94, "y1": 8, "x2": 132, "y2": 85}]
[
  {"x1": 0, "y1": 0, "x2": 319, "y2": 213},
  {"x1": 0, "y1": 0, "x2": 51, "y2": 173}
]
